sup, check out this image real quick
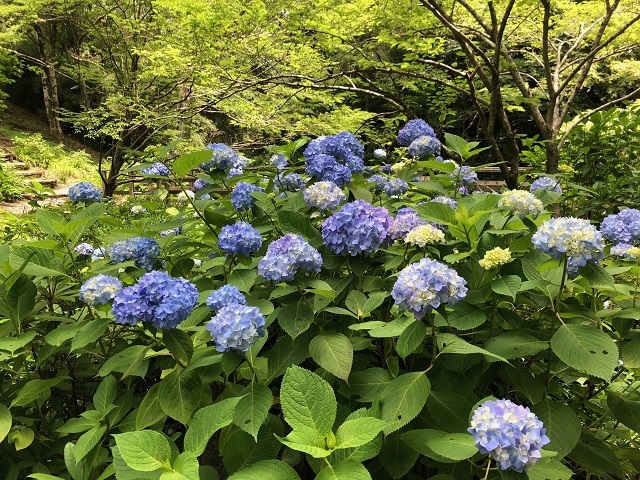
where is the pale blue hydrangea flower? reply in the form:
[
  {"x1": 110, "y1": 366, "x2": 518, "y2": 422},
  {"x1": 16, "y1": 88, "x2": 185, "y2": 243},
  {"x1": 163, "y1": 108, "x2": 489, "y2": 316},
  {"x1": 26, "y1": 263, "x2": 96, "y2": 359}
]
[
  {"x1": 321, "y1": 200, "x2": 392, "y2": 256},
  {"x1": 131, "y1": 205, "x2": 146, "y2": 214},
  {"x1": 498, "y1": 190, "x2": 544, "y2": 219},
  {"x1": 532, "y1": 217, "x2": 604, "y2": 275},
  {"x1": 200, "y1": 143, "x2": 240, "y2": 172},
  {"x1": 529, "y1": 176, "x2": 562, "y2": 194},
  {"x1": 218, "y1": 222, "x2": 262, "y2": 256},
  {"x1": 112, "y1": 271, "x2": 199, "y2": 329},
  {"x1": 600, "y1": 209, "x2": 640, "y2": 245},
  {"x1": 106, "y1": 236, "x2": 160, "y2": 271},
  {"x1": 468, "y1": 399, "x2": 550, "y2": 473},
  {"x1": 74, "y1": 243, "x2": 94, "y2": 256},
  {"x1": 397, "y1": 119, "x2": 436, "y2": 146},
  {"x1": 303, "y1": 181, "x2": 346, "y2": 211},
  {"x1": 206, "y1": 304, "x2": 265, "y2": 353},
  {"x1": 373, "y1": 148, "x2": 387, "y2": 159},
  {"x1": 408, "y1": 135, "x2": 441, "y2": 158},
  {"x1": 610, "y1": 243, "x2": 640, "y2": 259},
  {"x1": 388, "y1": 207, "x2": 428, "y2": 241},
  {"x1": 383, "y1": 178, "x2": 409, "y2": 197},
  {"x1": 68, "y1": 182, "x2": 102, "y2": 203},
  {"x1": 368, "y1": 174, "x2": 388, "y2": 193},
  {"x1": 141, "y1": 162, "x2": 170, "y2": 176},
  {"x1": 193, "y1": 179, "x2": 211, "y2": 191},
  {"x1": 231, "y1": 182, "x2": 264, "y2": 211},
  {"x1": 80, "y1": 274, "x2": 122, "y2": 306},
  {"x1": 392, "y1": 258, "x2": 467, "y2": 319},
  {"x1": 271, "y1": 154, "x2": 288, "y2": 170},
  {"x1": 206, "y1": 285, "x2": 247, "y2": 313},
  {"x1": 160, "y1": 227, "x2": 182, "y2": 237},
  {"x1": 452, "y1": 166, "x2": 478, "y2": 191},
  {"x1": 276, "y1": 173, "x2": 306, "y2": 192},
  {"x1": 431, "y1": 196, "x2": 458, "y2": 209},
  {"x1": 258, "y1": 234, "x2": 322, "y2": 282}
]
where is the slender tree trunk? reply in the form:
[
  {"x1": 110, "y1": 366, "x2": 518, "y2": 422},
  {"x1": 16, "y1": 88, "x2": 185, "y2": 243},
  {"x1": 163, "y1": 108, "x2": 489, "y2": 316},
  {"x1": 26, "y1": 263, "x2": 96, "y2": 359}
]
[
  {"x1": 545, "y1": 140, "x2": 560, "y2": 175},
  {"x1": 34, "y1": 23, "x2": 64, "y2": 141}
]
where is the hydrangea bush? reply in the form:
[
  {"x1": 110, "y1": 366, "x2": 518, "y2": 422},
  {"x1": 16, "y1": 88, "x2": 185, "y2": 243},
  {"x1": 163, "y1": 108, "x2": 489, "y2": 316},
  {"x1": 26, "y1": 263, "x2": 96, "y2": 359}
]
[{"x1": 0, "y1": 123, "x2": 638, "y2": 480}]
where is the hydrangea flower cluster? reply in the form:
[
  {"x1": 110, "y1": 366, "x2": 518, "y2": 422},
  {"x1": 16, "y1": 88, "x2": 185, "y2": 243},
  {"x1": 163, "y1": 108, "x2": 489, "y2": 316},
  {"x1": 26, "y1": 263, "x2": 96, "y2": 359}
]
[
  {"x1": 431, "y1": 196, "x2": 458, "y2": 209},
  {"x1": 231, "y1": 182, "x2": 264, "y2": 211},
  {"x1": 303, "y1": 181, "x2": 346, "y2": 211},
  {"x1": 600, "y1": 209, "x2": 640, "y2": 245},
  {"x1": 304, "y1": 132, "x2": 365, "y2": 186},
  {"x1": 74, "y1": 243, "x2": 94, "y2": 256},
  {"x1": 368, "y1": 174, "x2": 387, "y2": 193},
  {"x1": 200, "y1": 143, "x2": 241, "y2": 172},
  {"x1": 206, "y1": 284, "x2": 247, "y2": 313},
  {"x1": 452, "y1": 166, "x2": 478, "y2": 192},
  {"x1": 258, "y1": 234, "x2": 322, "y2": 282},
  {"x1": 160, "y1": 227, "x2": 182, "y2": 237},
  {"x1": 388, "y1": 208, "x2": 428, "y2": 241},
  {"x1": 80, "y1": 274, "x2": 122, "y2": 306},
  {"x1": 408, "y1": 135, "x2": 441, "y2": 159},
  {"x1": 384, "y1": 178, "x2": 409, "y2": 197},
  {"x1": 468, "y1": 399, "x2": 550, "y2": 473},
  {"x1": 68, "y1": 182, "x2": 102, "y2": 203},
  {"x1": 392, "y1": 258, "x2": 467, "y2": 319},
  {"x1": 111, "y1": 271, "x2": 199, "y2": 329},
  {"x1": 405, "y1": 224, "x2": 445, "y2": 247},
  {"x1": 373, "y1": 148, "x2": 387, "y2": 159},
  {"x1": 141, "y1": 162, "x2": 170, "y2": 176},
  {"x1": 206, "y1": 304, "x2": 265, "y2": 353},
  {"x1": 193, "y1": 179, "x2": 211, "y2": 191},
  {"x1": 276, "y1": 173, "x2": 306, "y2": 192},
  {"x1": 498, "y1": 190, "x2": 544, "y2": 219},
  {"x1": 532, "y1": 217, "x2": 604, "y2": 275},
  {"x1": 177, "y1": 190, "x2": 195, "y2": 203},
  {"x1": 131, "y1": 205, "x2": 146, "y2": 214},
  {"x1": 271, "y1": 154, "x2": 288, "y2": 170},
  {"x1": 321, "y1": 200, "x2": 392, "y2": 256},
  {"x1": 479, "y1": 247, "x2": 512, "y2": 269},
  {"x1": 610, "y1": 243, "x2": 640, "y2": 259},
  {"x1": 380, "y1": 163, "x2": 392, "y2": 174},
  {"x1": 529, "y1": 176, "x2": 562, "y2": 194},
  {"x1": 397, "y1": 119, "x2": 436, "y2": 146},
  {"x1": 218, "y1": 222, "x2": 262, "y2": 256},
  {"x1": 106, "y1": 236, "x2": 160, "y2": 271}
]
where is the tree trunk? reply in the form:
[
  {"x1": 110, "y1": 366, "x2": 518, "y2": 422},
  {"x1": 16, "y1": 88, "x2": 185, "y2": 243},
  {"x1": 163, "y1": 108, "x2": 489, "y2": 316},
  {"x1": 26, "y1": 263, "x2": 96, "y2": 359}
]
[
  {"x1": 34, "y1": 23, "x2": 64, "y2": 141},
  {"x1": 545, "y1": 140, "x2": 560, "y2": 175}
]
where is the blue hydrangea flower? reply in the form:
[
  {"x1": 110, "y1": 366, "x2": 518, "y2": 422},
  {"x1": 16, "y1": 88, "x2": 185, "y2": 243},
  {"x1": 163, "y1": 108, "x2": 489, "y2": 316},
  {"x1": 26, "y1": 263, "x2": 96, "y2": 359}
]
[
  {"x1": 383, "y1": 178, "x2": 408, "y2": 197},
  {"x1": 258, "y1": 234, "x2": 322, "y2": 282},
  {"x1": 532, "y1": 217, "x2": 604, "y2": 275},
  {"x1": 200, "y1": 143, "x2": 241, "y2": 172},
  {"x1": 610, "y1": 243, "x2": 635, "y2": 258},
  {"x1": 408, "y1": 135, "x2": 441, "y2": 158},
  {"x1": 206, "y1": 285, "x2": 247, "y2": 313},
  {"x1": 227, "y1": 155, "x2": 249, "y2": 178},
  {"x1": 141, "y1": 162, "x2": 170, "y2": 176},
  {"x1": 271, "y1": 154, "x2": 288, "y2": 170},
  {"x1": 397, "y1": 119, "x2": 436, "y2": 146},
  {"x1": 91, "y1": 248, "x2": 106, "y2": 261},
  {"x1": 321, "y1": 200, "x2": 392, "y2": 256},
  {"x1": 231, "y1": 182, "x2": 264, "y2": 211},
  {"x1": 373, "y1": 148, "x2": 387, "y2": 159},
  {"x1": 389, "y1": 208, "x2": 428, "y2": 241},
  {"x1": 303, "y1": 181, "x2": 346, "y2": 211},
  {"x1": 600, "y1": 209, "x2": 640, "y2": 245},
  {"x1": 305, "y1": 153, "x2": 353, "y2": 187},
  {"x1": 392, "y1": 258, "x2": 467, "y2": 319},
  {"x1": 530, "y1": 176, "x2": 562, "y2": 194},
  {"x1": 498, "y1": 190, "x2": 544, "y2": 219},
  {"x1": 431, "y1": 196, "x2": 458, "y2": 209},
  {"x1": 304, "y1": 132, "x2": 364, "y2": 186},
  {"x1": 160, "y1": 227, "x2": 182, "y2": 237},
  {"x1": 112, "y1": 271, "x2": 199, "y2": 329},
  {"x1": 276, "y1": 173, "x2": 306, "y2": 192},
  {"x1": 106, "y1": 236, "x2": 160, "y2": 271},
  {"x1": 80, "y1": 274, "x2": 122, "y2": 306},
  {"x1": 74, "y1": 243, "x2": 94, "y2": 256},
  {"x1": 452, "y1": 166, "x2": 478, "y2": 190},
  {"x1": 469, "y1": 399, "x2": 550, "y2": 473},
  {"x1": 206, "y1": 304, "x2": 265, "y2": 353},
  {"x1": 381, "y1": 164, "x2": 392, "y2": 174},
  {"x1": 68, "y1": 182, "x2": 102, "y2": 203},
  {"x1": 193, "y1": 178, "x2": 211, "y2": 191},
  {"x1": 218, "y1": 222, "x2": 262, "y2": 256},
  {"x1": 368, "y1": 174, "x2": 388, "y2": 193}
]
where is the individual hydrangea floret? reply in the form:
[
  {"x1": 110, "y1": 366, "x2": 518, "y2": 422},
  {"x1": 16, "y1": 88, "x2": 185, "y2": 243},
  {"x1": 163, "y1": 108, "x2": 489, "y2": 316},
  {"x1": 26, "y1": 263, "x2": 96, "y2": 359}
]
[
  {"x1": 304, "y1": 132, "x2": 364, "y2": 186},
  {"x1": 397, "y1": 119, "x2": 436, "y2": 146},
  {"x1": 141, "y1": 162, "x2": 170, "y2": 176},
  {"x1": 80, "y1": 274, "x2": 122, "y2": 306},
  {"x1": 218, "y1": 222, "x2": 262, "y2": 257},
  {"x1": 392, "y1": 258, "x2": 467, "y2": 319},
  {"x1": 276, "y1": 173, "x2": 306, "y2": 192},
  {"x1": 112, "y1": 271, "x2": 199, "y2": 329},
  {"x1": 452, "y1": 166, "x2": 478, "y2": 191},
  {"x1": 200, "y1": 143, "x2": 241, "y2": 172},
  {"x1": 206, "y1": 304, "x2": 265, "y2": 353},
  {"x1": 468, "y1": 398, "x2": 550, "y2": 473},
  {"x1": 106, "y1": 236, "x2": 160, "y2": 271},
  {"x1": 610, "y1": 243, "x2": 640, "y2": 259},
  {"x1": 258, "y1": 234, "x2": 322, "y2": 282},
  {"x1": 389, "y1": 208, "x2": 428, "y2": 241},
  {"x1": 408, "y1": 135, "x2": 441, "y2": 159},
  {"x1": 529, "y1": 176, "x2": 562, "y2": 194},
  {"x1": 74, "y1": 243, "x2": 94, "y2": 256},
  {"x1": 271, "y1": 154, "x2": 288, "y2": 170},
  {"x1": 383, "y1": 178, "x2": 409, "y2": 197},
  {"x1": 303, "y1": 181, "x2": 346, "y2": 211},
  {"x1": 600, "y1": 209, "x2": 640, "y2": 245},
  {"x1": 431, "y1": 196, "x2": 458, "y2": 209},
  {"x1": 68, "y1": 182, "x2": 102, "y2": 203},
  {"x1": 479, "y1": 247, "x2": 512, "y2": 269},
  {"x1": 131, "y1": 205, "x2": 146, "y2": 214},
  {"x1": 373, "y1": 148, "x2": 387, "y2": 159},
  {"x1": 321, "y1": 200, "x2": 392, "y2": 256},
  {"x1": 231, "y1": 182, "x2": 264, "y2": 211},
  {"x1": 206, "y1": 285, "x2": 247, "y2": 313},
  {"x1": 532, "y1": 217, "x2": 604, "y2": 275},
  {"x1": 498, "y1": 190, "x2": 544, "y2": 219},
  {"x1": 405, "y1": 224, "x2": 445, "y2": 247}
]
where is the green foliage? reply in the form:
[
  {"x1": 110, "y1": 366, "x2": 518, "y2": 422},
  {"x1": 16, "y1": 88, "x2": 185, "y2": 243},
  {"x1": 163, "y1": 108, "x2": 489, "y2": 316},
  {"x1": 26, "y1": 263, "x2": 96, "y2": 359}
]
[{"x1": 0, "y1": 163, "x2": 25, "y2": 200}]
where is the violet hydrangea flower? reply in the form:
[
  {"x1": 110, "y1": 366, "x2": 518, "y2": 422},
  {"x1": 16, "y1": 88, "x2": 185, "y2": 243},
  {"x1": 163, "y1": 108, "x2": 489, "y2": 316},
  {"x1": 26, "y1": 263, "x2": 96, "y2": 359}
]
[
  {"x1": 218, "y1": 222, "x2": 262, "y2": 256},
  {"x1": 388, "y1": 207, "x2": 428, "y2": 241},
  {"x1": 68, "y1": 182, "x2": 102, "y2": 203},
  {"x1": 231, "y1": 182, "x2": 264, "y2": 211},
  {"x1": 106, "y1": 236, "x2": 160, "y2": 271},
  {"x1": 600, "y1": 208, "x2": 640, "y2": 245},
  {"x1": 383, "y1": 178, "x2": 409, "y2": 197},
  {"x1": 530, "y1": 176, "x2": 562, "y2": 194},
  {"x1": 303, "y1": 181, "x2": 346, "y2": 211},
  {"x1": 321, "y1": 200, "x2": 392, "y2": 256},
  {"x1": 74, "y1": 243, "x2": 95, "y2": 256},
  {"x1": 392, "y1": 258, "x2": 467, "y2": 319},
  {"x1": 206, "y1": 285, "x2": 247, "y2": 313},
  {"x1": 397, "y1": 119, "x2": 436, "y2": 146},
  {"x1": 206, "y1": 304, "x2": 265, "y2": 353},
  {"x1": 112, "y1": 271, "x2": 199, "y2": 329},
  {"x1": 468, "y1": 398, "x2": 550, "y2": 473},
  {"x1": 141, "y1": 162, "x2": 170, "y2": 176},
  {"x1": 304, "y1": 132, "x2": 364, "y2": 186},
  {"x1": 258, "y1": 234, "x2": 322, "y2": 282},
  {"x1": 431, "y1": 196, "x2": 458, "y2": 209},
  {"x1": 80, "y1": 274, "x2": 122, "y2": 306}
]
